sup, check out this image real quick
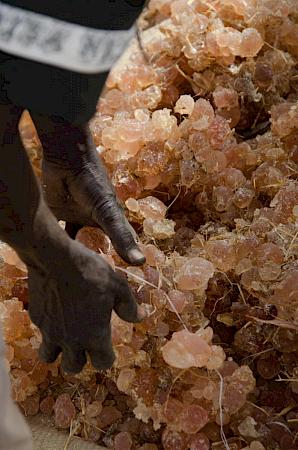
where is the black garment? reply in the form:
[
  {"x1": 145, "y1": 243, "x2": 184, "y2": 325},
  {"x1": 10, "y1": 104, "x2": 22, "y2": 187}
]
[
  {"x1": 0, "y1": 0, "x2": 146, "y2": 123},
  {"x1": 2, "y1": 0, "x2": 145, "y2": 29},
  {"x1": 0, "y1": 51, "x2": 109, "y2": 124}
]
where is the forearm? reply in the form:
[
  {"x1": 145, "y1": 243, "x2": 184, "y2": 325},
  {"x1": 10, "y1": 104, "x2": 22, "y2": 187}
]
[{"x1": 0, "y1": 104, "x2": 71, "y2": 268}]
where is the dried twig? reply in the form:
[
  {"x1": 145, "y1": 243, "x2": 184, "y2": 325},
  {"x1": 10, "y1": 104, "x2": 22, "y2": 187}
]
[
  {"x1": 215, "y1": 369, "x2": 231, "y2": 450},
  {"x1": 247, "y1": 316, "x2": 298, "y2": 331},
  {"x1": 115, "y1": 265, "x2": 189, "y2": 331}
]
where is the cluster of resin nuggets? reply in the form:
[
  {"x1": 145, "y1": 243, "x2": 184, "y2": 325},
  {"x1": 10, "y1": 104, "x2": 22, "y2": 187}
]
[{"x1": 0, "y1": 0, "x2": 298, "y2": 448}]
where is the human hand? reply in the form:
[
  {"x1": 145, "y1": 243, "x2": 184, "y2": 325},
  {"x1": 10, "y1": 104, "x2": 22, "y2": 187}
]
[{"x1": 28, "y1": 239, "x2": 144, "y2": 373}]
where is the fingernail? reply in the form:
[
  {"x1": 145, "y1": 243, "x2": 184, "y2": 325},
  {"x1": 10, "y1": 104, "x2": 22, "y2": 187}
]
[{"x1": 128, "y1": 247, "x2": 146, "y2": 265}]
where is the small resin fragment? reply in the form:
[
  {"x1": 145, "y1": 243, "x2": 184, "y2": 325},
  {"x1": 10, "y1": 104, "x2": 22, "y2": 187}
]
[
  {"x1": 180, "y1": 405, "x2": 209, "y2": 434},
  {"x1": 143, "y1": 218, "x2": 176, "y2": 239},
  {"x1": 54, "y1": 394, "x2": 76, "y2": 429},
  {"x1": 161, "y1": 328, "x2": 225, "y2": 370},
  {"x1": 141, "y1": 244, "x2": 166, "y2": 267},
  {"x1": 40, "y1": 396, "x2": 55, "y2": 415},
  {"x1": 174, "y1": 257, "x2": 214, "y2": 291},
  {"x1": 85, "y1": 401, "x2": 102, "y2": 419},
  {"x1": 114, "y1": 432, "x2": 133, "y2": 450},
  {"x1": 175, "y1": 95, "x2": 195, "y2": 115},
  {"x1": 190, "y1": 433, "x2": 210, "y2": 450},
  {"x1": 138, "y1": 196, "x2": 167, "y2": 220}
]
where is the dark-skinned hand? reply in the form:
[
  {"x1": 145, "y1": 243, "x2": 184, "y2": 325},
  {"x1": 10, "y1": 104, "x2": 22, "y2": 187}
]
[
  {"x1": 27, "y1": 237, "x2": 145, "y2": 374},
  {"x1": 23, "y1": 113, "x2": 146, "y2": 373}
]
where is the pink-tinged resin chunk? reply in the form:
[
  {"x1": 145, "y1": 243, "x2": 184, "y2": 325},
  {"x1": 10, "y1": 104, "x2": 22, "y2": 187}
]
[{"x1": 174, "y1": 257, "x2": 214, "y2": 291}]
